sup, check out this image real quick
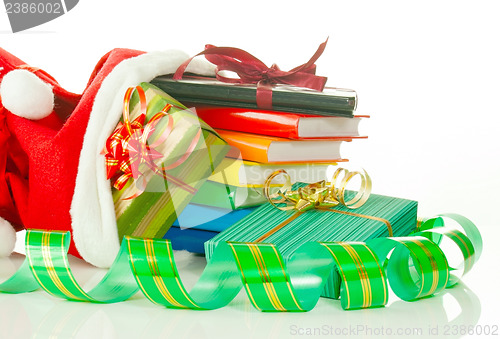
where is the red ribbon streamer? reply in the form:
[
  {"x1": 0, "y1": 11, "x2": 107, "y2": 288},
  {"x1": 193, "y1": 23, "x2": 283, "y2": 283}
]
[
  {"x1": 103, "y1": 86, "x2": 200, "y2": 200},
  {"x1": 173, "y1": 39, "x2": 329, "y2": 109}
]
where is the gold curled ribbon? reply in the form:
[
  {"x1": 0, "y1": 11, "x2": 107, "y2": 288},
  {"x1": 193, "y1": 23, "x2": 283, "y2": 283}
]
[
  {"x1": 259, "y1": 168, "x2": 391, "y2": 241},
  {"x1": 263, "y1": 167, "x2": 372, "y2": 212}
]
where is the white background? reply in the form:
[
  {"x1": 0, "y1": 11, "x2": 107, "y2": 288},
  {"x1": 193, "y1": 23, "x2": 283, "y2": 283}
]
[{"x1": 1, "y1": 1, "x2": 499, "y2": 338}]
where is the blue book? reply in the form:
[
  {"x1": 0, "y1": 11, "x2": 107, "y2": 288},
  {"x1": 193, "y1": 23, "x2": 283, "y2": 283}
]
[
  {"x1": 172, "y1": 204, "x2": 257, "y2": 232},
  {"x1": 164, "y1": 226, "x2": 218, "y2": 254}
]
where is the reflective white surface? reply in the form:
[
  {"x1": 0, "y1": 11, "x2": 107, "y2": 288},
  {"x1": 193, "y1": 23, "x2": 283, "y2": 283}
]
[
  {"x1": 1, "y1": 1, "x2": 499, "y2": 338},
  {"x1": 0, "y1": 245, "x2": 497, "y2": 339}
]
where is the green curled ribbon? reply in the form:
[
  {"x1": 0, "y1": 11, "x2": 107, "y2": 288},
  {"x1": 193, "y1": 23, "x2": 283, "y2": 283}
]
[{"x1": 0, "y1": 214, "x2": 481, "y2": 311}]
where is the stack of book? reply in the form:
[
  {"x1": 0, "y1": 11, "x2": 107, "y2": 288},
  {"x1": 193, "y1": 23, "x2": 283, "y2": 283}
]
[{"x1": 155, "y1": 77, "x2": 367, "y2": 252}]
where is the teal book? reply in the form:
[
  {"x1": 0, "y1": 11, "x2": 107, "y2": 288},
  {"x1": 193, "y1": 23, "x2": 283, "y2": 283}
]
[
  {"x1": 205, "y1": 189, "x2": 418, "y2": 299},
  {"x1": 190, "y1": 180, "x2": 267, "y2": 210}
]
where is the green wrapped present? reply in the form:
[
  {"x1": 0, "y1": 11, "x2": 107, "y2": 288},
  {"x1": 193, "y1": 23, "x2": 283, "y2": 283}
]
[
  {"x1": 107, "y1": 83, "x2": 229, "y2": 240},
  {"x1": 205, "y1": 183, "x2": 418, "y2": 299}
]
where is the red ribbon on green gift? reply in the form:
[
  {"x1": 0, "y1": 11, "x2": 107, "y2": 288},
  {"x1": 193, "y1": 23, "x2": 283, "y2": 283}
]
[
  {"x1": 103, "y1": 86, "x2": 200, "y2": 200},
  {"x1": 173, "y1": 39, "x2": 329, "y2": 109}
]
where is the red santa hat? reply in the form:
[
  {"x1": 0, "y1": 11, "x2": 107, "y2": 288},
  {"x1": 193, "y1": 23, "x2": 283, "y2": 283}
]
[{"x1": 0, "y1": 47, "x2": 215, "y2": 267}]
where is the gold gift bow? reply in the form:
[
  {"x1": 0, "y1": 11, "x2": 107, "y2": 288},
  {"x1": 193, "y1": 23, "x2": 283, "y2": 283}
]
[
  {"x1": 263, "y1": 167, "x2": 372, "y2": 211},
  {"x1": 257, "y1": 168, "x2": 393, "y2": 242}
]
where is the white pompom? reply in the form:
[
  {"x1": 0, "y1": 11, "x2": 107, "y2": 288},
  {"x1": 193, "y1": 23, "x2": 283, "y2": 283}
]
[
  {"x1": 0, "y1": 69, "x2": 54, "y2": 120},
  {"x1": 0, "y1": 217, "x2": 16, "y2": 257}
]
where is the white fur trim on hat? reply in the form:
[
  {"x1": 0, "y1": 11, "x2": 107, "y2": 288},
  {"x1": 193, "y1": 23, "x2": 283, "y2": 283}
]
[
  {"x1": 70, "y1": 50, "x2": 215, "y2": 268},
  {"x1": 0, "y1": 69, "x2": 54, "y2": 120},
  {"x1": 0, "y1": 217, "x2": 16, "y2": 257}
]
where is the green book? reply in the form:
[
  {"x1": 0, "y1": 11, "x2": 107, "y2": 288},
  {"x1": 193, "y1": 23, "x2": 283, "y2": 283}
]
[
  {"x1": 151, "y1": 77, "x2": 357, "y2": 117},
  {"x1": 205, "y1": 187, "x2": 418, "y2": 299},
  {"x1": 190, "y1": 180, "x2": 267, "y2": 210}
]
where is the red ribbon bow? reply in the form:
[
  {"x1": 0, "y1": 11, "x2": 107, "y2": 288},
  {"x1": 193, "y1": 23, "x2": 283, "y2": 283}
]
[
  {"x1": 173, "y1": 39, "x2": 329, "y2": 109},
  {"x1": 103, "y1": 86, "x2": 200, "y2": 200}
]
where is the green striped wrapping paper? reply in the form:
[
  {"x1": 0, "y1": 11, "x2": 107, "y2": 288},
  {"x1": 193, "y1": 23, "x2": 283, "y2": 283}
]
[
  {"x1": 205, "y1": 186, "x2": 418, "y2": 299},
  {"x1": 113, "y1": 83, "x2": 229, "y2": 240}
]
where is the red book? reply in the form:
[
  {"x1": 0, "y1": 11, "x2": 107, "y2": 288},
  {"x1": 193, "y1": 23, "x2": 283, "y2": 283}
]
[{"x1": 194, "y1": 107, "x2": 368, "y2": 139}]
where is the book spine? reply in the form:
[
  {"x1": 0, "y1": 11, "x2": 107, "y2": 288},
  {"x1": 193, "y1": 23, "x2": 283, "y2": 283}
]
[
  {"x1": 176, "y1": 97, "x2": 354, "y2": 117},
  {"x1": 151, "y1": 77, "x2": 356, "y2": 117},
  {"x1": 195, "y1": 107, "x2": 300, "y2": 138},
  {"x1": 190, "y1": 180, "x2": 236, "y2": 209},
  {"x1": 216, "y1": 130, "x2": 271, "y2": 163},
  {"x1": 164, "y1": 226, "x2": 219, "y2": 254}
]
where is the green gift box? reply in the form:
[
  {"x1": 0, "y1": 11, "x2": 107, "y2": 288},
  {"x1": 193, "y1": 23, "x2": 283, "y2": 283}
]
[
  {"x1": 205, "y1": 187, "x2": 418, "y2": 299},
  {"x1": 111, "y1": 83, "x2": 229, "y2": 240}
]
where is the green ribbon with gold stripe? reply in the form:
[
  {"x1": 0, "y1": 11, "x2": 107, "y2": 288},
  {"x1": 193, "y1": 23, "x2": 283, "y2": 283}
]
[{"x1": 0, "y1": 213, "x2": 481, "y2": 312}]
